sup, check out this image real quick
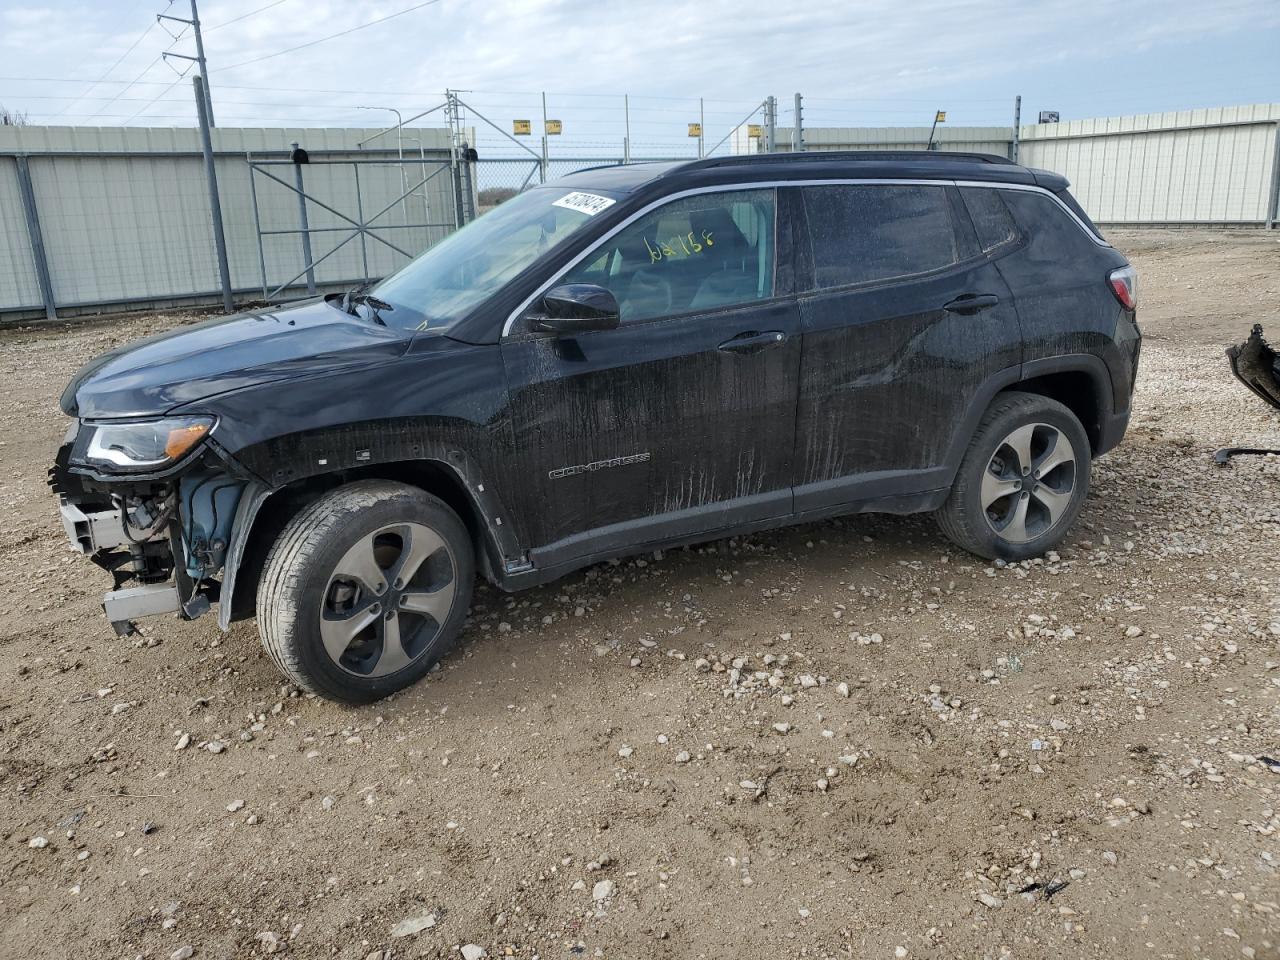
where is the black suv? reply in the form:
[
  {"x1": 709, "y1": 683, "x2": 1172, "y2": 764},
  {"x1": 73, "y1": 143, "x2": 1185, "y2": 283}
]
[{"x1": 52, "y1": 151, "x2": 1140, "y2": 703}]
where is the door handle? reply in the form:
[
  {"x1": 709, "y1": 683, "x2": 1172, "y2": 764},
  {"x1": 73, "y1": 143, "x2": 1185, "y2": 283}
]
[
  {"x1": 717, "y1": 330, "x2": 787, "y2": 354},
  {"x1": 943, "y1": 294, "x2": 1000, "y2": 314}
]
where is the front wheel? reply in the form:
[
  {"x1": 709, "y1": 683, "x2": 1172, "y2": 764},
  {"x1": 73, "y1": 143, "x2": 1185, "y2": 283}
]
[
  {"x1": 936, "y1": 391, "x2": 1091, "y2": 561},
  {"x1": 256, "y1": 480, "x2": 474, "y2": 704}
]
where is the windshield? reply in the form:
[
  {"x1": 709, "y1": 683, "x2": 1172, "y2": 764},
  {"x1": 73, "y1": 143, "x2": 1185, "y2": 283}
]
[{"x1": 372, "y1": 186, "x2": 618, "y2": 330}]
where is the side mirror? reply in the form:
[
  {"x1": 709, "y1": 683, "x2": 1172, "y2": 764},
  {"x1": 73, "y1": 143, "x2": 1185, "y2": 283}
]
[{"x1": 533, "y1": 283, "x2": 620, "y2": 334}]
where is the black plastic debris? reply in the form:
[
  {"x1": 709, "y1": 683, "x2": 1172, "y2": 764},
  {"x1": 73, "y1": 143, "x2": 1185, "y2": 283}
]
[
  {"x1": 1226, "y1": 324, "x2": 1280, "y2": 413},
  {"x1": 1216, "y1": 325, "x2": 1280, "y2": 465},
  {"x1": 1259, "y1": 756, "x2": 1280, "y2": 774},
  {"x1": 1043, "y1": 879, "x2": 1070, "y2": 900},
  {"x1": 1213, "y1": 446, "x2": 1280, "y2": 466},
  {"x1": 1019, "y1": 878, "x2": 1070, "y2": 901}
]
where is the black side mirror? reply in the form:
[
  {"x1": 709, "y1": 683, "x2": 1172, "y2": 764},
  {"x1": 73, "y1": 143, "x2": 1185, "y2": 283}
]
[{"x1": 533, "y1": 283, "x2": 620, "y2": 334}]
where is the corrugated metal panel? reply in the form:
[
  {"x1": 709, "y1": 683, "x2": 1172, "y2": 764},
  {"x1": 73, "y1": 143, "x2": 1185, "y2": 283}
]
[
  {"x1": 0, "y1": 125, "x2": 459, "y2": 315},
  {"x1": 1018, "y1": 104, "x2": 1280, "y2": 223},
  {"x1": 0, "y1": 157, "x2": 42, "y2": 311},
  {"x1": 776, "y1": 125, "x2": 1012, "y2": 157}
]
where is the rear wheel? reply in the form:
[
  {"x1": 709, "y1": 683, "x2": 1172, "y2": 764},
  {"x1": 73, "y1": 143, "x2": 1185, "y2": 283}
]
[
  {"x1": 257, "y1": 480, "x2": 473, "y2": 703},
  {"x1": 936, "y1": 391, "x2": 1090, "y2": 561}
]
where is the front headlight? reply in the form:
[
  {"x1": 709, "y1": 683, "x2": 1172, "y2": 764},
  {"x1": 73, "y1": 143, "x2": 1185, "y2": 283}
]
[{"x1": 79, "y1": 416, "x2": 215, "y2": 472}]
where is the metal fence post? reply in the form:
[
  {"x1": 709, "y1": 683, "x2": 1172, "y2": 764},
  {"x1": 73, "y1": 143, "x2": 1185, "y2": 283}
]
[
  {"x1": 291, "y1": 142, "x2": 317, "y2": 295},
  {"x1": 792, "y1": 93, "x2": 804, "y2": 152},
  {"x1": 1267, "y1": 122, "x2": 1280, "y2": 229},
  {"x1": 540, "y1": 92, "x2": 549, "y2": 183},
  {"x1": 14, "y1": 156, "x2": 56, "y2": 321},
  {"x1": 193, "y1": 75, "x2": 233, "y2": 313},
  {"x1": 699, "y1": 98, "x2": 705, "y2": 159},
  {"x1": 623, "y1": 95, "x2": 631, "y2": 163},
  {"x1": 1011, "y1": 95, "x2": 1021, "y2": 163}
]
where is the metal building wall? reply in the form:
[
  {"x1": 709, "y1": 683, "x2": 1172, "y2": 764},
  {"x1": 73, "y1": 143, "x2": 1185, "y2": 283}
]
[
  {"x1": 776, "y1": 125, "x2": 1014, "y2": 157},
  {"x1": 771, "y1": 104, "x2": 1280, "y2": 226},
  {"x1": 0, "y1": 125, "x2": 458, "y2": 320},
  {"x1": 0, "y1": 157, "x2": 43, "y2": 308},
  {"x1": 1016, "y1": 104, "x2": 1280, "y2": 224}
]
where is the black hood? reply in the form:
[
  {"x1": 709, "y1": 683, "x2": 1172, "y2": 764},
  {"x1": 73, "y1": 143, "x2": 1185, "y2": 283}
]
[{"x1": 61, "y1": 299, "x2": 411, "y2": 419}]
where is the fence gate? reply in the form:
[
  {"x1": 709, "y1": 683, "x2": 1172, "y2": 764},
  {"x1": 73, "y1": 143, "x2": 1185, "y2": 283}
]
[{"x1": 247, "y1": 153, "x2": 460, "y2": 301}]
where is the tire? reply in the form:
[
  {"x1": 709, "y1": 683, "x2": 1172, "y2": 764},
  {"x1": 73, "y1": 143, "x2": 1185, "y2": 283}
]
[
  {"x1": 936, "y1": 391, "x2": 1091, "y2": 562},
  {"x1": 256, "y1": 480, "x2": 474, "y2": 704}
]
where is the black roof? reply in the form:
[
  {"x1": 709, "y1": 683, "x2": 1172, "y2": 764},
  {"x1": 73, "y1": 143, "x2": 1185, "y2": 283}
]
[{"x1": 556, "y1": 150, "x2": 1067, "y2": 194}]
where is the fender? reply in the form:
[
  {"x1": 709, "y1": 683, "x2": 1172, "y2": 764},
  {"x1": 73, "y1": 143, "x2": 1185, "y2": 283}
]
[
  {"x1": 215, "y1": 434, "x2": 525, "y2": 630},
  {"x1": 939, "y1": 353, "x2": 1116, "y2": 483}
]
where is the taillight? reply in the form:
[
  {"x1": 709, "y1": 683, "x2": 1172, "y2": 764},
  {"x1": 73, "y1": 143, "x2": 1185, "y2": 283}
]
[{"x1": 1108, "y1": 265, "x2": 1137, "y2": 310}]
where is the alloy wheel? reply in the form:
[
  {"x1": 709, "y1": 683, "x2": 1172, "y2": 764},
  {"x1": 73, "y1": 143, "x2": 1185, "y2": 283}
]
[
  {"x1": 980, "y1": 422, "x2": 1077, "y2": 544},
  {"x1": 318, "y1": 522, "x2": 457, "y2": 677}
]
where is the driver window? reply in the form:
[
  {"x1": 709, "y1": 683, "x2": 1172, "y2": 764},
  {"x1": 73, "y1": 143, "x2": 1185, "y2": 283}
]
[{"x1": 561, "y1": 189, "x2": 776, "y2": 324}]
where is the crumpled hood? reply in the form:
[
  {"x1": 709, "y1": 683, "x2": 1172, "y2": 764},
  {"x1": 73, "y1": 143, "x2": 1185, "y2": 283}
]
[{"x1": 61, "y1": 299, "x2": 411, "y2": 419}]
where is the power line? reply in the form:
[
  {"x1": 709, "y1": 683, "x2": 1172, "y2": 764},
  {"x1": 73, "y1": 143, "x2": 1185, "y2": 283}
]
[
  {"x1": 203, "y1": 0, "x2": 292, "y2": 32},
  {"x1": 118, "y1": 74, "x2": 190, "y2": 125},
  {"x1": 50, "y1": 14, "x2": 168, "y2": 118},
  {"x1": 79, "y1": 54, "x2": 167, "y2": 122},
  {"x1": 213, "y1": 0, "x2": 446, "y2": 72}
]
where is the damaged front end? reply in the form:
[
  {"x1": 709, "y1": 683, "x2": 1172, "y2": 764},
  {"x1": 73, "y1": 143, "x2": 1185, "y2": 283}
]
[{"x1": 50, "y1": 416, "x2": 260, "y2": 635}]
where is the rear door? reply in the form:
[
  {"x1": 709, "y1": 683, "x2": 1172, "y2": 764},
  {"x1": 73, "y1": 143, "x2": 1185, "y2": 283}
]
[
  {"x1": 501, "y1": 187, "x2": 802, "y2": 566},
  {"x1": 792, "y1": 181, "x2": 1023, "y2": 511}
]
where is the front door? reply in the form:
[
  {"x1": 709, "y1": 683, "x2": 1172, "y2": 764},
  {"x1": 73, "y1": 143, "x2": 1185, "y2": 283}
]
[{"x1": 500, "y1": 187, "x2": 801, "y2": 567}]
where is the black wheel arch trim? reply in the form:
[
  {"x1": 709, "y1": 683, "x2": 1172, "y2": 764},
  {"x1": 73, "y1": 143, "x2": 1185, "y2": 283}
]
[
  {"x1": 215, "y1": 442, "x2": 521, "y2": 631},
  {"x1": 941, "y1": 353, "x2": 1117, "y2": 487}
]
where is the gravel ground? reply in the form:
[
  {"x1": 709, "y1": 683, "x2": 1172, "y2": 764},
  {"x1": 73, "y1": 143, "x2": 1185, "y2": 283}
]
[{"x1": 1, "y1": 229, "x2": 1278, "y2": 960}]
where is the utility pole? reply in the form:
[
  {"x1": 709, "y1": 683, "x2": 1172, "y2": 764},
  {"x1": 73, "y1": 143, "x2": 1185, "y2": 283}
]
[
  {"x1": 193, "y1": 75, "x2": 232, "y2": 312},
  {"x1": 161, "y1": 0, "x2": 215, "y2": 126},
  {"x1": 1011, "y1": 94, "x2": 1022, "y2": 163},
  {"x1": 792, "y1": 93, "x2": 804, "y2": 152},
  {"x1": 764, "y1": 96, "x2": 776, "y2": 154}
]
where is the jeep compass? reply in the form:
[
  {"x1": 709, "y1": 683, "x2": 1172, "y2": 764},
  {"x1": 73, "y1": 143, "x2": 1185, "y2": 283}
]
[{"x1": 51, "y1": 151, "x2": 1140, "y2": 703}]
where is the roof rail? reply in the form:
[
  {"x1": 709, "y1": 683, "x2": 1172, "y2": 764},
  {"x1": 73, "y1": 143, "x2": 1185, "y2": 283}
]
[{"x1": 687, "y1": 150, "x2": 1017, "y2": 169}]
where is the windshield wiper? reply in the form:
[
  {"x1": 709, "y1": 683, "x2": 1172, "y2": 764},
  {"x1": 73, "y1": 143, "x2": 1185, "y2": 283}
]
[
  {"x1": 349, "y1": 293, "x2": 393, "y2": 325},
  {"x1": 337, "y1": 282, "x2": 391, "y2": 325}
]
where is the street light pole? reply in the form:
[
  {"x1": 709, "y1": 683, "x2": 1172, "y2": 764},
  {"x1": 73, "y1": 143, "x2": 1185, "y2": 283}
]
[{"x1": 358, "y1": 105, "x2": 407, "y2": 218}]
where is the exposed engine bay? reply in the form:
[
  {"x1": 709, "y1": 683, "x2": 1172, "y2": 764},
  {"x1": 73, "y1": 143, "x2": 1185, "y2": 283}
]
[{"x1": 49, "y1": 420, "x2": 255, "y2": 635}]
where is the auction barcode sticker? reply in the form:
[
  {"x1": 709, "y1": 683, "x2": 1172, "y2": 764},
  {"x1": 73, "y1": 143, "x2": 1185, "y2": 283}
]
[{"x1": 552, "y1": 192, "x2": 616, "y2": 216}]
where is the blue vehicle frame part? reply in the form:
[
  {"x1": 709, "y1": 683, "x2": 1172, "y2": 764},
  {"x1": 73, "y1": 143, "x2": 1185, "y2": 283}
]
[{"x1": 178, "y1": 470, "x2": 247, "y2": 580}]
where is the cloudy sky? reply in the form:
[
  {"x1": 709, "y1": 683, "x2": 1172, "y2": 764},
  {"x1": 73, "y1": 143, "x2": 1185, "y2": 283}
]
[{"x1": 2, "y1": 0, "x2": 1277, "y2": 157}]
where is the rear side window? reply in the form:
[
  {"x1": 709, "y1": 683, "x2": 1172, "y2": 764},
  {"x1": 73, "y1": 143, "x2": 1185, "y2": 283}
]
[
  {"x1": 801, "y1": 184, "x2": 958, "y2": 290},
  {"x1": 1054, "y1": 188, "x2": 1103, "y2": 239},
  {"x1": 960, "y1": 187, "x2": 1019, "y2": 253}
]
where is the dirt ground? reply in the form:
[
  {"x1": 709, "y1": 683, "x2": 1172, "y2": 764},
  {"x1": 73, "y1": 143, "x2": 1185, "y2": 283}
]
[{"x1": 1, "y1": 229, "x2": 1278, "y2": 960}]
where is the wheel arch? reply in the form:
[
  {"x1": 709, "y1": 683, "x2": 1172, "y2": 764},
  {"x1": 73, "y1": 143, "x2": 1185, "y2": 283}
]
[
  {"x1": 942, "y1": 354, "x2": 1115, "y2": 490},
  {"x1": 1012, "y1": 354, "x2": 1114, "y2": 454},
  {"x1": 219, "y1": 457, "x2": 511, "y2": 629}
]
